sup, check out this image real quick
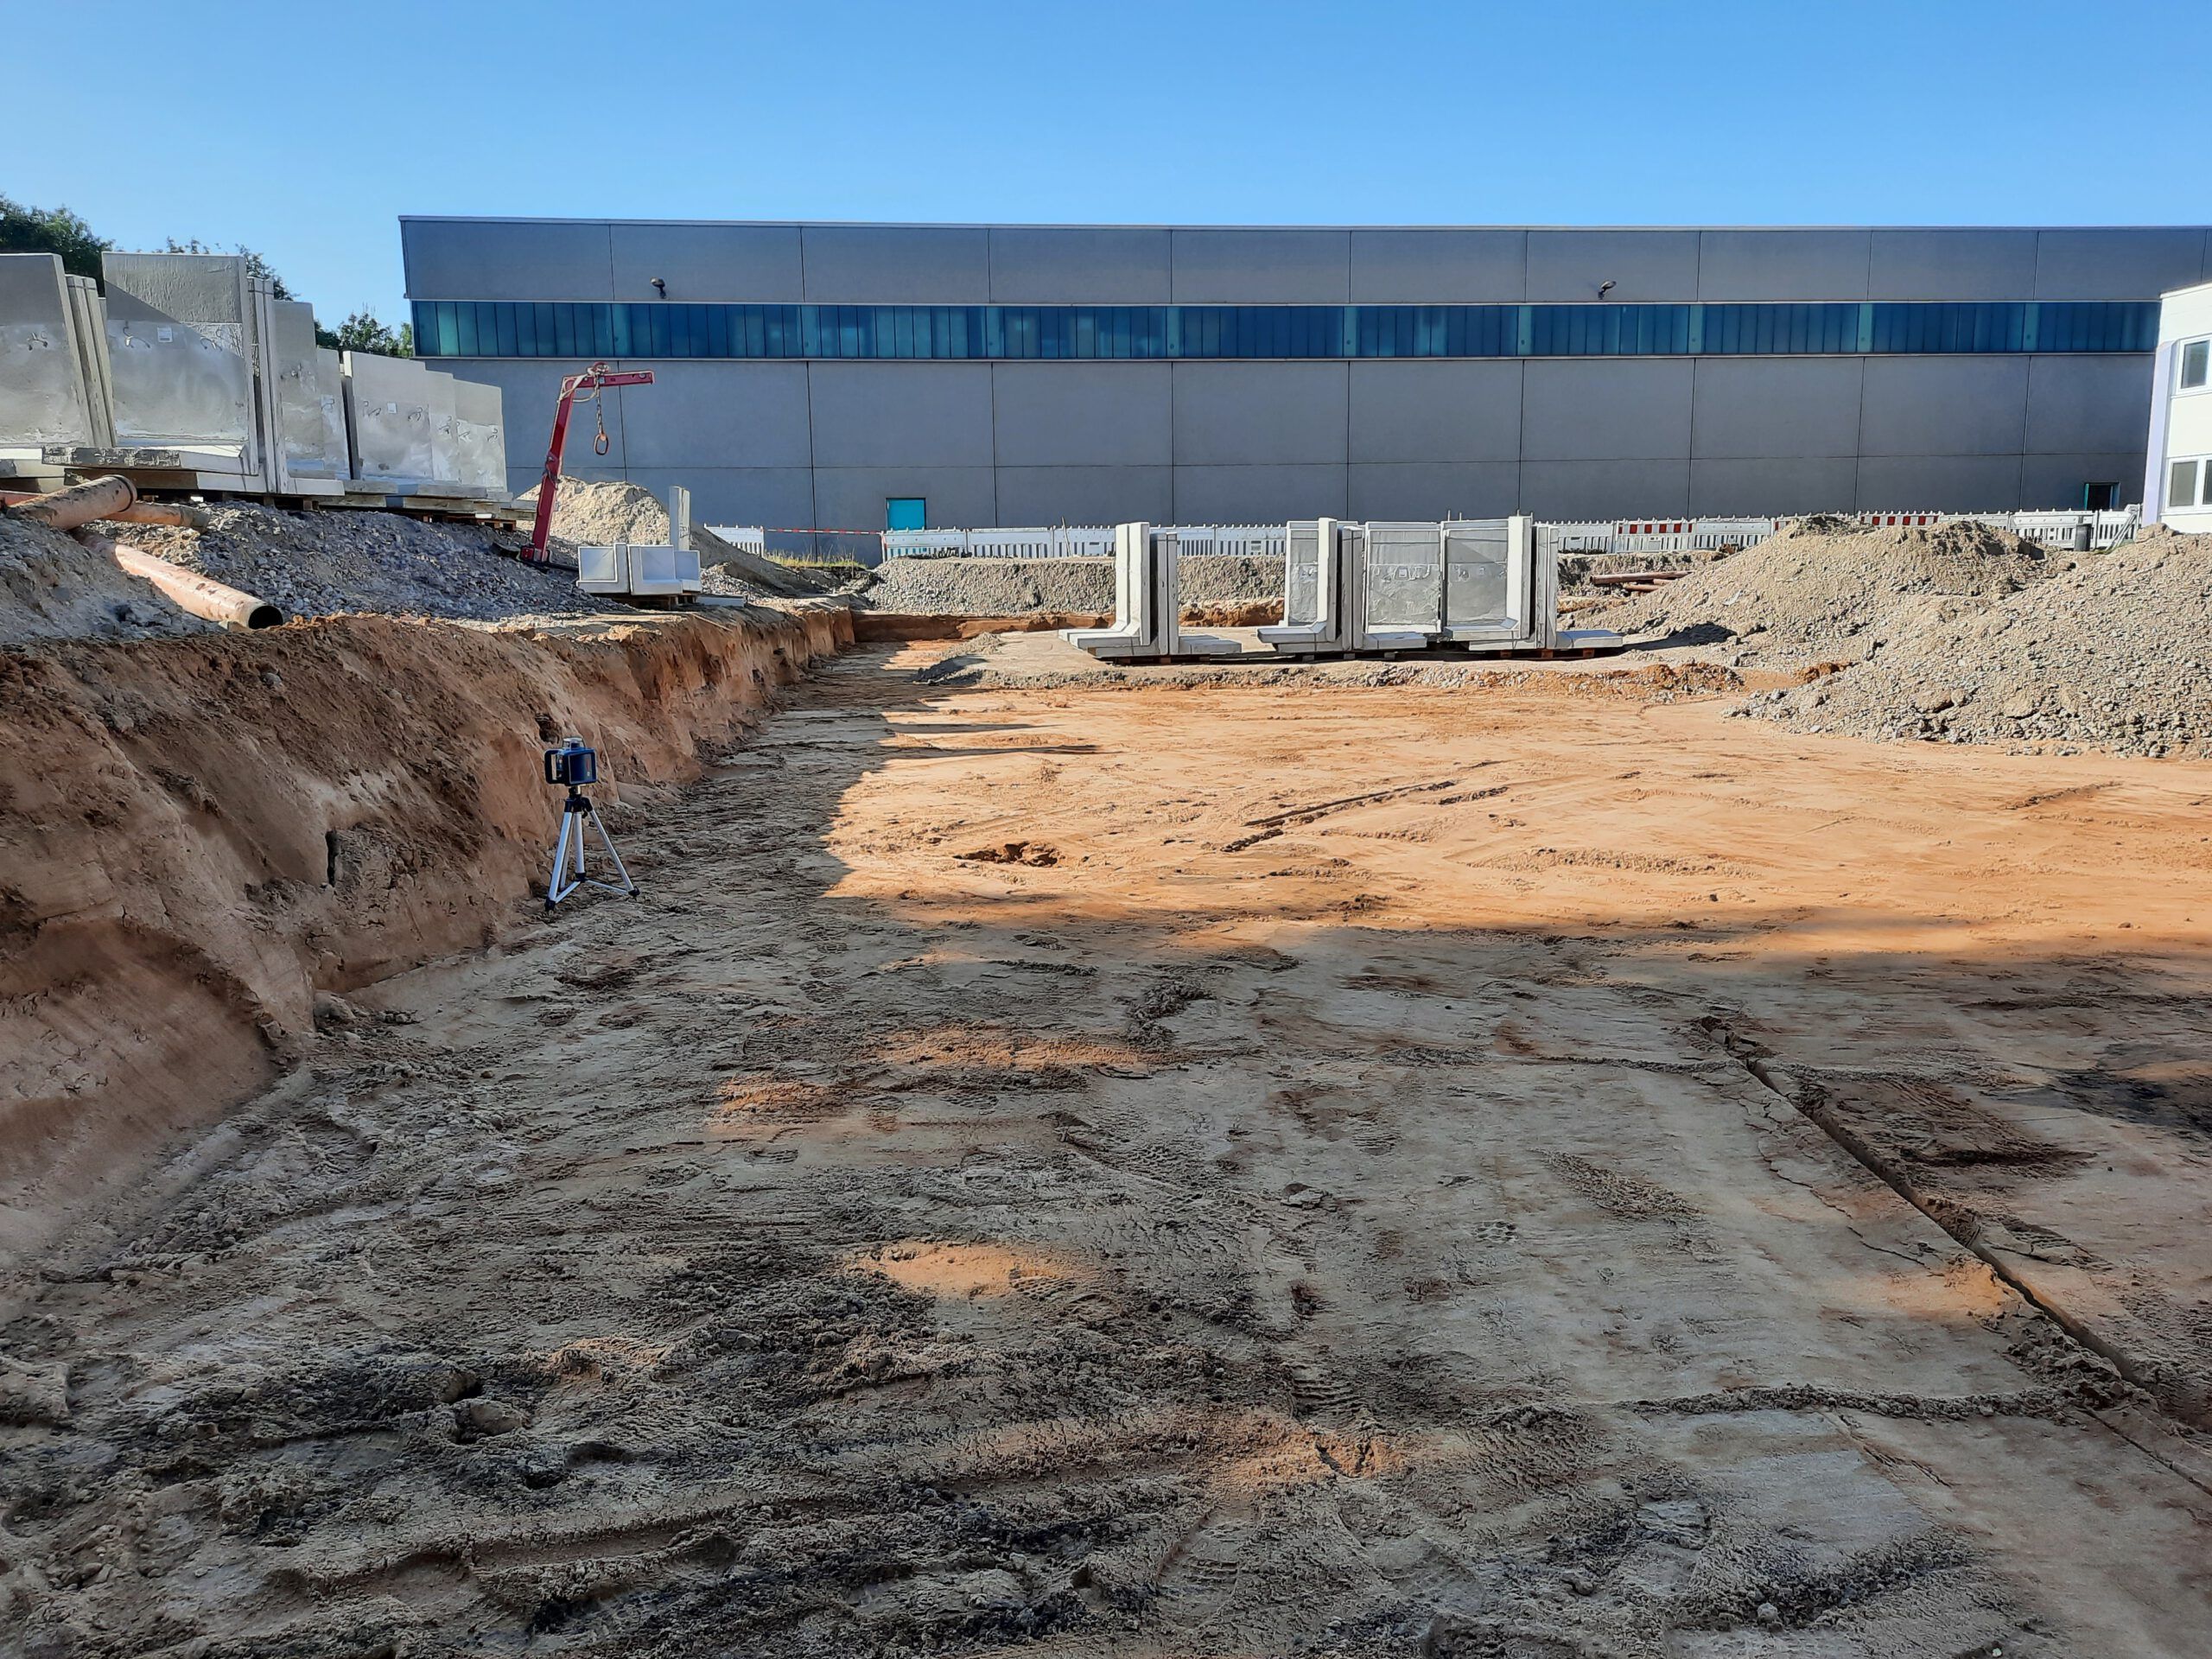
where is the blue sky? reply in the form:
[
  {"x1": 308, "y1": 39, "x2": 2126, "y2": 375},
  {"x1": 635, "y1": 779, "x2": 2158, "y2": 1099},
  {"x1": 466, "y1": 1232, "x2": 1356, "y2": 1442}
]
[{"x1": 7, "y1": 0, "x2": 2194, "y2": 328}]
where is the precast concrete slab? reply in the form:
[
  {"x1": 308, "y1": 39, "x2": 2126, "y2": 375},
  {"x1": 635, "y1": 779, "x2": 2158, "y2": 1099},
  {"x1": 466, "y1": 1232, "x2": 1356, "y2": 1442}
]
[
  {"x1": 450, "y1": 377, "x2": 507, "y2": 496},
  {"x1": 343, "y1": 351, "x2": 437, "y2": 490},
  {"x1": 0, "y1": 254, "x2": 103, "y2": 451},
  {"x1": 63, "y1": 272, "x2": 115, "y2": 448},
  {"x1": 258, "y1": 297, "x2": 346, "y2": 486},
  {"x1": 100, "y1": 253, "x2": 258, "y2": 473}
]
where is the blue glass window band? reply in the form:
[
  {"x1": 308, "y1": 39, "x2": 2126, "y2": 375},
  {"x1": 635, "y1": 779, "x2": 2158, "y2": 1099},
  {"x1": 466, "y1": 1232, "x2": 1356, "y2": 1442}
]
[{"x1": 411, "y1": 299, "x2": 2159, "y2": 360}]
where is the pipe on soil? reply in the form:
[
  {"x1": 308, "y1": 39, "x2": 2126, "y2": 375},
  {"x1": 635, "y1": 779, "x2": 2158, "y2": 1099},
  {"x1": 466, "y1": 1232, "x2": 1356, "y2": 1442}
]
[
  {"x1": 0, "y1": 487, "x2": 209, "y2": 529},
  {"x1": 77, "y1": 531, "x2": 286, "y2": 631},
  {"x1": 7, "y1": 474, "x2": 137, "y2": 531}
]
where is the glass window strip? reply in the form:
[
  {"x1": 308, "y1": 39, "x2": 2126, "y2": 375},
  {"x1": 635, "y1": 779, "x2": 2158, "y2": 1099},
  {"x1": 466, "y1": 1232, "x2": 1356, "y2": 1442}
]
[{"x1": 409, "y1": 299, "x2": 2161, "y2": 360}]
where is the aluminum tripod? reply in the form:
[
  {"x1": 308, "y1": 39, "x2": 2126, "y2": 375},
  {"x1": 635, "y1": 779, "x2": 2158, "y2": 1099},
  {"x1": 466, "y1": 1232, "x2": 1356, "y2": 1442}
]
[{"x1": 545, "y1": 786, "x2": 639, "y2": 909}]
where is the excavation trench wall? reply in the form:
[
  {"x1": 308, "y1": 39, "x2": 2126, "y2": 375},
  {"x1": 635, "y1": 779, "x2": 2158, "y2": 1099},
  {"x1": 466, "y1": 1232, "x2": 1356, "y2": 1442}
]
[{"x1": 0, "y1": 601, "x2": 852, "y2": 1246}]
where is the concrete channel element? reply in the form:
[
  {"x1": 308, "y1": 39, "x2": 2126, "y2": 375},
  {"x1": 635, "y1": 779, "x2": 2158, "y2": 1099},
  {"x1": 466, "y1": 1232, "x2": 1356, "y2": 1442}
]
[
  {"x1": 1072, "y1": 513, "x2": 1611, "y2": 664},
  {"x1": 0, "y1": 251, "x2": 511, "y2": 504},
  {"x1": 1062, "y1": 522, "x2": 1239, "y2": 660},
  {"x1": 578, "y1": 483, "x2": 702, "y2": 599}
]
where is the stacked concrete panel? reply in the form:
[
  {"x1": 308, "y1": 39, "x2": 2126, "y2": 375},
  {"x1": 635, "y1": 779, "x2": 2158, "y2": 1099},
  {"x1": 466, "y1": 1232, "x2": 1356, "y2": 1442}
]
[
  {"x1": 100, "y1": 252, "x2": 262, "y2": 476},
  {"x1": 0, "y1": 254, "x2": 105, "y2": 455},
  {"x1": 252, "y1": 292, "x2": 347, "y2": 491},
  {"x1": 4, "y1": 250, "x2": 506, "y2": 500},
  {"x1": 341, "y1": 349, "x2": 438, "y2": 491},
  {"x1": 451, "y1": 378, "x2": 507, "y2": 493}
]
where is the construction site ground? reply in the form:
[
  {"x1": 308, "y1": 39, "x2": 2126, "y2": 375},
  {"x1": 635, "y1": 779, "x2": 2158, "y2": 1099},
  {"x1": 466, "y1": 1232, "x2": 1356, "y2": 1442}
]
[{"x1": 12, "y1": 635, "x2": 2212, "y2": 1657}]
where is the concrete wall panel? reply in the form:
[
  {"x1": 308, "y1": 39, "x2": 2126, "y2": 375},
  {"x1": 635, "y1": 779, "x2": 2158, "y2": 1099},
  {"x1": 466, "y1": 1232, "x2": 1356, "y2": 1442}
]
[
  {"x1": 801, "y1": 226, "x2": 990, "y2": 302},
  {"x1": 991, "y1": 364, "x2": 1171, "y2": 467},
  {"x1": 404, "y1": 219, "x2": 612, "y2": 301},
  {"x1": 1697, "y1": 230, "x2": 1870, "y2": 301},
  {"x1": 1348, "y1": 462, "x2": 1521, "y2": 520},
  {"x1": 1521, "y1": 458, "x2": 1690, "y2": 519},
  {"x1": 617, "y1": 361, "x2": 812, "y2": 469},
  {"x1": 2024, "y1": 354, "x2": 2155, "y2": 454},
  {"x1": 995, "y1": 465, "x2": 1173, "y2": 525},
  {"x1": 1173, "y1": 463, "x2": 1347, "y2": 523},
  {"x1": 1349, "y1": 360, "x2": 1522, "y2": 463},
  {"x1": 609, "y1": 224, "x2": 803, "y2": 301},
  {"x1": 1856, "y1": 454, "x2": 2023, "y2": 511},
  {"x1": 1522, "y1": 359, "x2": 1694, "y2": 460},
  {"x1": 2035, "y1": 229, "x2": 2209, "y2": 299},
  {"x1": 988, "y1": 228, "x2": 1170, "y2": 302},
  {"x1": 1525, "y1": 231, "x2": 1700, "y2": 302},
  {"x1": 1868, "y1": 229, "x2": 2039, "y2": 300},
  {"x1": 1173, "y1": 363, "x2": 1347, "y2": 465},
  {"x1": 1859, "y1": 357, "x2": 2029, "y2": 456},
  {"x1": 807, "y1": 364, "x2": 994, "y2": 467},
  {"x1": 1689, "y1": 456, "x2": 1861, "y2": 516},
  {"x1": 2018, "y1": 453, "x2": 2145, "y2": 510},
  {"x1": 811, "y1": 465, "x2": 997, "y2": 531},
  {"x1": 1689, "y1": 357, "x2": 1864, "y2": 459},
  {"x1": 1170, "y1": 230, "x2": 1350, "y2": 302},
  {"x1": 1349, "y1": 231, "x2": 1525, "y2": 302}
]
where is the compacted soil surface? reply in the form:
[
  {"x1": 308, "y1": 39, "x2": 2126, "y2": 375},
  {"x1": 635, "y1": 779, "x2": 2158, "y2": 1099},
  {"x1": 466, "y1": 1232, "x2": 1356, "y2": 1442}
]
[{"x1": 9, "y1": 644, "x2": 2212, "y2": 1656}]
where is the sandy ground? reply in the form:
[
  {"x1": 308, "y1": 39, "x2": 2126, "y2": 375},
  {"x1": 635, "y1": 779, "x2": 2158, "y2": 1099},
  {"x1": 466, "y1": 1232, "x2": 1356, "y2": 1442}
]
[{"x1": 10, "y1": 642, "x2": 2212, "y2": 1656}]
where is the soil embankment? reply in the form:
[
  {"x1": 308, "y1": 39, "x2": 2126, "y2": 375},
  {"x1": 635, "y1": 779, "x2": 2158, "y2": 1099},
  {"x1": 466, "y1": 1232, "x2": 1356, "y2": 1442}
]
[
  {"x1": 1596, "y1": 517, "x2": 2061, "y2": 666},
  {"x1": 0, "y1": 601, "x2": 850, "y2": 1245}
]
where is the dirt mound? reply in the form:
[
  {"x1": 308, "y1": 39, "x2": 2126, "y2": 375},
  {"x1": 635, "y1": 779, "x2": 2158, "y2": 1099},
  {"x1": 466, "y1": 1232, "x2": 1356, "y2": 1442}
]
[
  {"x1": 865, "y1": 553, "x2": 1282, "y2": 616},
  {"x1": 517, "y1": 474, "x2": 670, "y2": 545},
  {"x1": 1748, "y1": 526, "x2": 2212, "y2": 756},
  {"x1": 0, "y1": 513, "x2": 213, "y2": 647},
  {"x1": 122, "y1": 503, "x2": 613, "y2": 624},
  {"x1": 1598, "y1": 518, "x2": 2062, "y2": 665},
  {"x1": 0, "y1": 602, "x2": 852, "y2": 1249}
]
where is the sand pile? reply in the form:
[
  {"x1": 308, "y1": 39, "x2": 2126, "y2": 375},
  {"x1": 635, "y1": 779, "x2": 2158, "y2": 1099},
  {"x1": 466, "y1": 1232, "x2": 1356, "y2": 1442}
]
[
  {"x1": 1599, "y1": 517, "x2": 2062, "y2": 665},
  {"x1": 1748, "y1": 526, "x2": 2212, "y2": 757},
  {"x1": 866, "y1": 553, "x2": 1283, "y2": 617},
  {"x1": 518, "y1": 474, "x2": 669, "y2": 545},
  {"x1": 123, "y1": 504, "x2": 611, "y2": 624},
  {"x1": 0, "y1": 513, "x2": 213, "y2": 647}
]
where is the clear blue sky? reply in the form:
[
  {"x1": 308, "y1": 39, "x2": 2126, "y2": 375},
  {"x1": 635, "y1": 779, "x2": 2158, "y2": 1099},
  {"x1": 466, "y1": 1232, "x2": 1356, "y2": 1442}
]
[{"x1": 8, "y1": 0, "x2": 2196, "y2": 329}]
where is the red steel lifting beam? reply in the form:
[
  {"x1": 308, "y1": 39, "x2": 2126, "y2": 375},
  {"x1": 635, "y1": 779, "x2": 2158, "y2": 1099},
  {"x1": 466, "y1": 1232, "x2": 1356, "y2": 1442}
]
[{"x1": 526, "y1": 361, "x2": 656, "y2": 563}]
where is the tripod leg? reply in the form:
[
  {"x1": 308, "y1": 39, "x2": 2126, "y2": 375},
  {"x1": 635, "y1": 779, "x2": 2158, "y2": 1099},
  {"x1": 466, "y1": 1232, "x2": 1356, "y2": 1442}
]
[
  {"x1": 586, "y1": 804, "x2": 639, "y2": 897},
  {"x1": 548, "y1": 807, "x2": 575, "y2": 906}
]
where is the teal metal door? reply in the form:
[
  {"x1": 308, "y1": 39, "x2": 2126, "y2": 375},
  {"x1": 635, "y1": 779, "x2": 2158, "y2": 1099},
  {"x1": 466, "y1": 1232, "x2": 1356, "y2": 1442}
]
[{"x1": 886, "y1": 497, "x2": 925, "y2": 531}]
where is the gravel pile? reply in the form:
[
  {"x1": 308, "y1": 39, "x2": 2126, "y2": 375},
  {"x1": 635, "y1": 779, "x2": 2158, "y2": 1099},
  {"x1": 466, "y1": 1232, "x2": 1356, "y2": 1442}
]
[
  {"x1": 866, "y1": 553, "x2": 1282, "y2": 615},
  {"x1": 0, "y1": 514, "x2": 213, "y2": 648},
  {"x1": 516, "y1": 476, "x2": 669, "y2": 545},
  {"x1": 1746, "y1": 527, "x2": 2212, "y2": 757},
  {"x1": 1596, "y1": 517, "x2": 2063, "y2": 666},
  {"x1": 124, "y1": 504, "x2": 612, "y2": 623}
]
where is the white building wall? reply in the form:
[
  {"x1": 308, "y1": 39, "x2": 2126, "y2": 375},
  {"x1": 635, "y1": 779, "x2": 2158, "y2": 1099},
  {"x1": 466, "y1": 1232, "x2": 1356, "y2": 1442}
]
[{"x1": 2148, "y1": 282, "x2": 2212, "y2": 529}]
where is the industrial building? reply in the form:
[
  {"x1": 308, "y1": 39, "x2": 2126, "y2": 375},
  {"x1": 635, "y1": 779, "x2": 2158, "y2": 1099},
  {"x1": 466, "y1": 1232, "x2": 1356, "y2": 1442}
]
[{"x1": 403, "y1": 219, "x2": 2212, "y2": 546}]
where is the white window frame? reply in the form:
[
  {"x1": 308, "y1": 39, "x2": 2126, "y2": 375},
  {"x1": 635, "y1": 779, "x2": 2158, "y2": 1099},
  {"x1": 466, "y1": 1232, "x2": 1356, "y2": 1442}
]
[
  {"x1": 2178, "y1": 335, "x2": 2212, "y2": 396},
  {"x1": 2169, "y1": 454, "x2": 2212, "y2": 510}
]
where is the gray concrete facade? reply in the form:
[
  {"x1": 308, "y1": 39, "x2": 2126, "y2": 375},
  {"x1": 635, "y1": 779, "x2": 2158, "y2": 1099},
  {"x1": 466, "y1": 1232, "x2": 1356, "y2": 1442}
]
[{"x1": 403, "y1": 219, "x2": 2212, "y2": 542}]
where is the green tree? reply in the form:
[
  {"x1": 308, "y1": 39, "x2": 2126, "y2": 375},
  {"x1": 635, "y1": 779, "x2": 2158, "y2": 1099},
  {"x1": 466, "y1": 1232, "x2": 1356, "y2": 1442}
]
[
  {"x1": 321, "y1": 309, "x2": 414, "y2": 359},
  {"x1": 0, "y1": 194, "x2": 111, "y2": 279}
]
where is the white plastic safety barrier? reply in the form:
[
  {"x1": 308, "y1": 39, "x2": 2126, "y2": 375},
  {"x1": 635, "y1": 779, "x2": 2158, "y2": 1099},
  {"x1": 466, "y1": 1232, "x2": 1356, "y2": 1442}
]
[
  {"x1": 880, "y1": 523, "x2": 1281, "y2": 559},
  {"x1": 704, "y1": 524, "x2": 768, "y2": 556}
]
